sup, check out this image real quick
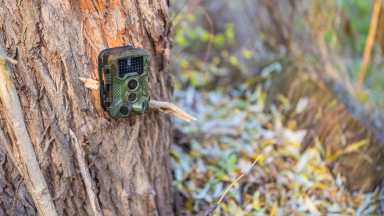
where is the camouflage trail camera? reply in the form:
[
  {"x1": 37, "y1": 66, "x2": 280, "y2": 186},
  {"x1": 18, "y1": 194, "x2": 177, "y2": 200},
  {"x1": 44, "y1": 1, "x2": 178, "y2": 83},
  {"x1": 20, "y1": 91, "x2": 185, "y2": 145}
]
[{"x1": 99, "y1": 46, "x2": 150, "y2": 119}]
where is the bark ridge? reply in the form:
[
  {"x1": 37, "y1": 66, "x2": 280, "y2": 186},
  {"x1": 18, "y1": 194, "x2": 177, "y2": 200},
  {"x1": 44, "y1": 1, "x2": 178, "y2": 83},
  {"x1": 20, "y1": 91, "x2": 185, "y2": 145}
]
[{"x1": 0, "y1": 0, "x2": 174, "y2": 215}]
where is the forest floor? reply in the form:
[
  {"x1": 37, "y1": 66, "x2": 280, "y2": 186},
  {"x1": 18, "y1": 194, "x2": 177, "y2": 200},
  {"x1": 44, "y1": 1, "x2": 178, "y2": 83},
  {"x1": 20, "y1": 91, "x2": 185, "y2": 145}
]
[
  {"x1": 170, "y1": 1, "x2": 384, "y2": 215},
  {"x1": 171, "y1": 66, "x2": 383, "y2": 215}
]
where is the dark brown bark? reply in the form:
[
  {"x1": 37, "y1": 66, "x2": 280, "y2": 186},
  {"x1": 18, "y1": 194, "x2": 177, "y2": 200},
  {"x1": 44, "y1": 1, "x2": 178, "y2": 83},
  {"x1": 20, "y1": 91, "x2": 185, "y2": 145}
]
[{"x1": 0, "y1": 0, "x2": 174, "y2": 215}]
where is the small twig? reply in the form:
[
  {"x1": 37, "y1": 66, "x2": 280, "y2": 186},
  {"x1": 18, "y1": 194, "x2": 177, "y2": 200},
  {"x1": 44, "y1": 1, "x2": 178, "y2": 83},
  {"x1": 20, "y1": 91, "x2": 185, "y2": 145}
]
[
  {"x1": 217, "y1": 153, "x2": 264, "y2": 205},
  {"x1": 37, "y1": 114, "x2": 55, "y2": 147},
  {"x1": 79, "y1": 77, "x2": 197, "y2": 122},
  {"x1": 200, "y1": 153, "x2": 264, "y2": 216},
  {"x1": 0, "y1": 45, "x2": 57, "y2": 215},
  {"x1": 0, "y1": 127, "x2": 21, "y2": 174},
  {"x1": 43, "y1": 137, "x2": 55, "y2": 154},
  {"x1": 172, "y1": 0, "x2": 203, "y2": 33},
  {"x1": 40, "y1": 115, "x2": 56, "y2": 155},
  {"x1": 356, "y1": 0, "x2": 382, "y2": 88},
  {"x1": 197, "y1": 6, "x2": 214, "y2": 73},
  {"x1": 69, "y1": 129, "x2": 103, "y2": 216},
  {"x1": 200, "y1": 203, "x2": 218, "y2": 216},
  {"x1": 11, "y1": 178, "x2": 23, "y2": 216},
  {"x1": 0, "y1": 47, "x2": 17, "y2": 65},
  {"x1": 173, "y1": 0, "x2": 190, "y2": 19}
]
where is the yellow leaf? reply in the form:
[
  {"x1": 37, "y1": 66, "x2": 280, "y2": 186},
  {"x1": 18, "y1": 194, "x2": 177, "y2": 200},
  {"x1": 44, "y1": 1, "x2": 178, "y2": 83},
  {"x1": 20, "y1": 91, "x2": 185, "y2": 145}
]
[
  {"x1": 287, "y1": 120, "x2": 297, "y2": 130},
  {"x1": 344, "y1": 139, "x2": 369, "y2": 153},
  {"x1": 269, "y1": 202, "x2": 278, "y2": 216},
  {"x1": 325, "y1": 145, "x2": 331, "y2": 160},
  {"x1": 261, "y1": 139, "x2": 275, "y2": 146},
  {"x1": 187, "y1": 14, "x2": 195, "y2": 21},
  {"x1": 217, "y1": 176, "x2": 232, "y2": 182},
  {"x1": 229, "y1": 55, "x2": 238, "y2": 66},
  {"x1": 276, "y1": 94, "x2": 290, "y2": 106},
  {"x1": 244, "y1": 193, "x2": 252, "y2": 199},
  {"x1": 244, "y1": 76, "x2": 262, "y2": 85},
  {"x1": 326, "y1": 149, "x2": 343, "y2": 162},
  {"x1": 305, "y1": 196, "x2": 321, "y2": 215},
  {"x1": 311, "y1": 165, "x2": 327, "y2": 174},
  {"x1": 313, "y1": 184, "x2": 329, "y2": 190},
  {"x1": 180, "y1": 60, "x2": 190, "y2": 69},
  {"x1": 241, "y1": 48, "x2": 253, "y2": 59},
  {"x1": 250, "y1": 154, "x2": 265, "y2": 162},
  {"x1": 253, "y1": 199, "x2": 260, "y2": 211},
  {"x1": 212, "y1": 57, "x2": 221, "y2": 65},
  {"x1": 186, "y1": 198, "x2": 194, "y2": 213},
  {"x1": 355, "y1": 92, "x2": 368, "y2": 102}
]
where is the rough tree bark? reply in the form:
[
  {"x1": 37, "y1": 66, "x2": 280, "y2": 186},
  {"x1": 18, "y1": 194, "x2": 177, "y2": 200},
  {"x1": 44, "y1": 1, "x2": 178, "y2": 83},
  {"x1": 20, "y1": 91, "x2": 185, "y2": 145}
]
[{"x1": 0, "y1": 0, "x2": 174, "y2": 215}]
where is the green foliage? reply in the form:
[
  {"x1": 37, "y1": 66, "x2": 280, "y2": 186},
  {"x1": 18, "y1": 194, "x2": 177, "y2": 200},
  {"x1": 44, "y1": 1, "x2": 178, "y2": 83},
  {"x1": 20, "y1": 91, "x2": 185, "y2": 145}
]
[
  {"x1": 212, "y1": 33, "x2": 225, "y2": 48},
  {"x1": 341, "y1": 0, "x2": 377, "y2": 52},
  {"x1": 225, "y1": 23, "x2": 235, "y2": 44}
]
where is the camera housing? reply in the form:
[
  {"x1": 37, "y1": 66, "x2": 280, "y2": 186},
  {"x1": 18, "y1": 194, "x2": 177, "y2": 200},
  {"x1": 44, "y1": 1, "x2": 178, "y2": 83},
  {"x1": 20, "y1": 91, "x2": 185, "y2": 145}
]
[{"x1": 99, "y1": 46, "x2": 150, "y2": 119}]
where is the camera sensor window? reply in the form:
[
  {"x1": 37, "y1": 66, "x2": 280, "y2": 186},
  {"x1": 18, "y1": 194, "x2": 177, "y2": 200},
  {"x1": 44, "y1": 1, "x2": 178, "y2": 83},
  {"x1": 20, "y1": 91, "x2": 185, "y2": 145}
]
[{"x1": 118, "y1": 56, "x2": 144, "y2": 78}]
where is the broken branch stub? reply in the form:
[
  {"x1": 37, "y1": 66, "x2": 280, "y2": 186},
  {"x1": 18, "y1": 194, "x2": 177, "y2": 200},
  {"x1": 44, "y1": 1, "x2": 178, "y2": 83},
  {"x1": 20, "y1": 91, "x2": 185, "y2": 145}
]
[
  {"x1": 79, "y1": 77, "x2": 100, "y2": 91},
  {"x1": 0, "y1": 46, "x2": 58, "y2": 215},
  {"x1": 79, "y1": 77, "x2": 197, "y2": 122},
  {"x1": 148, "y1": 100, "x2": 197, "y2": 122}
]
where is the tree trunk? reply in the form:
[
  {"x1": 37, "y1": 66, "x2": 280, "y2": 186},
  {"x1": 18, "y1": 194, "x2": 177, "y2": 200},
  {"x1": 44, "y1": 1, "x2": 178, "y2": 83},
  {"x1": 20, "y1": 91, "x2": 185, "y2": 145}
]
[{"x1": 0, "y1": 0, "x2": 174, "y2": 215}]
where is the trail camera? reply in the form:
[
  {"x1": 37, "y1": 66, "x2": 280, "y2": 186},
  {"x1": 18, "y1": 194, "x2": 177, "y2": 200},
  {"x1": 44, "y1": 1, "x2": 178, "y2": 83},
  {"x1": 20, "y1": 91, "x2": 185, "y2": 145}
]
[{"x1": 99, "y1": 46, "x2": 150, "y2": 119}]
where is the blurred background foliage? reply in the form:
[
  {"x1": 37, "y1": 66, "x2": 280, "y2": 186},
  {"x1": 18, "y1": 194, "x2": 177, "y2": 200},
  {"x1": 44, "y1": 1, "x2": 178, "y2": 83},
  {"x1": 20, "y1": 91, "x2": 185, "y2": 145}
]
[{"x1": 169, "y1": 0, "x2": 384, "y2": 215}]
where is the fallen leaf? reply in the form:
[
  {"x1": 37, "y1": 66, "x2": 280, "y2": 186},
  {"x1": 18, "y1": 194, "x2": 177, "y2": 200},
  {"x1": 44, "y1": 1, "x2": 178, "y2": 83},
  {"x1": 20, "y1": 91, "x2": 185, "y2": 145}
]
[
  {"x1": 344, "y1": 139, "x2": 369, "y2": 153},
  {"x1": 305, "y1": 196, "x2": 321, "y2": 215}
]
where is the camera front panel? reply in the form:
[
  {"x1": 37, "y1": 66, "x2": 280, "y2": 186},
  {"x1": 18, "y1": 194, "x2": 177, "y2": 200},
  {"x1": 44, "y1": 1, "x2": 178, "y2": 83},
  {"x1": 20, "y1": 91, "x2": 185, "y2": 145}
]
[{"x1": 99, "y1": 47, "x2": 150, "y2": 119}]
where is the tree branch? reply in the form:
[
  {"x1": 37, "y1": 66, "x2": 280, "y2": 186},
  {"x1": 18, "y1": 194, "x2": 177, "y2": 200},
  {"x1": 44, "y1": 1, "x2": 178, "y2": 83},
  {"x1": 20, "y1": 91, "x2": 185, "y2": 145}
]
[
  {"x1": 149, "y1": 100, "x2": 197, "y2": 122},
  {"x1": 0, "y1": 46, "x2": 58, "y2": 215},
  {"x1": 69, "y1": 129, "x2": 103, "y2": 216},
  {"x1": 79, "y1": 77, "x2": 197, "y2": 122},
  {"x1": 356, "y1": 0, "x2": 382, "y2": 88}
]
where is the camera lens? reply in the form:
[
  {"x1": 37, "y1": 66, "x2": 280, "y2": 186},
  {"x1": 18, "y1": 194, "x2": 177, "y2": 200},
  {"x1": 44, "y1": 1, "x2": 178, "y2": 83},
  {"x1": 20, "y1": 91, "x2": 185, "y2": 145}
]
[
  {"x1": 128, "y1": 80, "x2": 138, "y2": 90},
  {"x1": 128, "y1": 93, "x2": 137, "y2": 102},
  {"x1": 120, "y1": 106, "x2": 129, "y2": 115}
]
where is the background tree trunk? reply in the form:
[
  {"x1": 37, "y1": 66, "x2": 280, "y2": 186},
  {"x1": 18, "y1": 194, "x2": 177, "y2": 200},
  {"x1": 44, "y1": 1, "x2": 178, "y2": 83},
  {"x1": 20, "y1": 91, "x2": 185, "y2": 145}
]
[{"x1": 0, "y1": 0, "x2": 174, "y2": 215}]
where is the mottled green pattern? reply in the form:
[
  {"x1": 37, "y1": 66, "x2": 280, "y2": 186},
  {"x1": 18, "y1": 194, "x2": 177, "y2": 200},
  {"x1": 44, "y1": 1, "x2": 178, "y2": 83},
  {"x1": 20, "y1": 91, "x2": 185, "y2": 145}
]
[{"x1": 105, "y1": 49, "x2": 150, "y2": 119}]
